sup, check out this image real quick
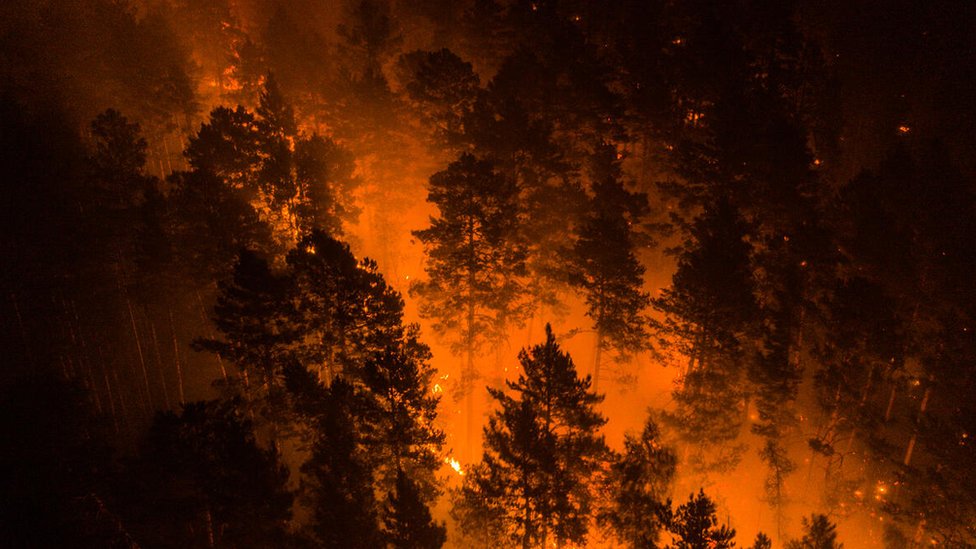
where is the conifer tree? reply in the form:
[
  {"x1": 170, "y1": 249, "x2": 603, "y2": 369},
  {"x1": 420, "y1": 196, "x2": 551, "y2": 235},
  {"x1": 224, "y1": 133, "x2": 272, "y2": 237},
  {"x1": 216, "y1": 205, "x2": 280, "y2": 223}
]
[
  {"x1": 655, "y1": 198, "x2": 756, "y2": 473},
  {"x1": 785, "y1": 514, "x2": 843, "y2": 549},
  {"x1": 571, "y1": 144, "x2": 652, "y2": 390},
  {"x1": 287, "y1": 368, "x2": 385, "y2": 549},
  {"x1": 128, "y1": 399, "x2": 296, "y2": 549},
  {"x1": 751, "y1": 532, "x2": 773, "y2": 549},
  {"x1": 184, "y1": 80, "x2": 358, "y2": 245},
  {"x1": 194, "y1": 249, "x2": 296, "y2": 429},
  {"x1": 202, "y1": 232, "x2": 444, "y2": 530},
  {"x1": 664, "y1": 489, "x2": 736, "y2": 549},
  {"x1": 599, "y1": 416, "x2": 677, "y2": 548},
  {"x1": 411, "y1": 153, "x2": 527, "y2": 456},
  {"x1": 454, "y1": 325, "x2": 609, "y2": 548},
  {"x1": 382, "y1": 469, "x2": 447, "y2": 549},
  {"x1": 395, "y1": 48, "x2": 480, "y2": 149}
]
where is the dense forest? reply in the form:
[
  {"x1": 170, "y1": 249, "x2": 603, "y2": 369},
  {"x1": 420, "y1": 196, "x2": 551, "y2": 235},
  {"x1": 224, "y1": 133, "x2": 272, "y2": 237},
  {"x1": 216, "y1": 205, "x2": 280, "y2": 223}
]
[{"x1": 1, "y1": 0, "x2": 974, "y2": 547}]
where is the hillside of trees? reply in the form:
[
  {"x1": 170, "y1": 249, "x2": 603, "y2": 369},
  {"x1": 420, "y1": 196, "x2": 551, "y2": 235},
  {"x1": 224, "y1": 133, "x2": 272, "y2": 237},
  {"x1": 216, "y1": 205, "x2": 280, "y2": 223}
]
[{"x1": 1, "y1": 0, "x2": 974, "y2": 547}]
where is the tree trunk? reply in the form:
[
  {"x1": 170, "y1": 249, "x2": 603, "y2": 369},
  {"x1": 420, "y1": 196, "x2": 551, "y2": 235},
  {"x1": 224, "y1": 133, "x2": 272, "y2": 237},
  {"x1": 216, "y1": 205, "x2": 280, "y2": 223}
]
[
  {"x1": 126, "y1": 296, "x2": 153, "y2": 413},
  {"x1": 102, "y1": 362, "x2": 120, "y2": 435},
  {"x1": 592, "y1": 329, "x2": 604, "y2": 393},
  {"x1": 168, "y1": 307, "x2": 185, "y2": 405},
  {"x1": 903, "y1": 386, "x2": 931, "y2": 467},
  {"x1": 149, "y1": 318, "x2": 171, "y2": 410}
]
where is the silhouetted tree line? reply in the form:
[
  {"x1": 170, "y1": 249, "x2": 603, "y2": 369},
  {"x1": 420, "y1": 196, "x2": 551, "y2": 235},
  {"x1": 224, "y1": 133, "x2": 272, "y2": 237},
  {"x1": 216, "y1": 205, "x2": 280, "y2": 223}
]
[{"x1": 2, "y1": 0, "x2": 975, "y2": 546}]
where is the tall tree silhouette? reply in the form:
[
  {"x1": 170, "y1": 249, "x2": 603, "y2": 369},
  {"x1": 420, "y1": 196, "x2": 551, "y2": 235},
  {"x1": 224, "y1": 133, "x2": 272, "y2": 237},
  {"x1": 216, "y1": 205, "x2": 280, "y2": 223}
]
[
  {"x1": 664, "y1": 489, "x2": 736, "y2": 549},
  {"x1": 411, "y1": 153, "x2": 527, "y2": 457},
  {"x1": 571, "y1": 144, "x2": 652, "y2": 390},
  {"x1": 655, "y1": 198, "x2": 756, "y2": 474},
  {"x1": 454, "y1": 325, "x2": 608, "y2": 548},
  {"x1": 785, "y1": 514, "x2": 843, "y2": 549},
  {"x1": 599, "y1": 415, "x2": 677, "y2": 548}
]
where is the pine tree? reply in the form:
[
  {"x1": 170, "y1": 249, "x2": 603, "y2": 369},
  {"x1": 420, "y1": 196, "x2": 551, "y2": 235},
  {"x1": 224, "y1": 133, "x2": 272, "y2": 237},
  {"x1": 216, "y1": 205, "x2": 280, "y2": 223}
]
[
  {"x1": 751, "y1": 532, "x2": 773, "y2": 549},
  {"x1": 454, "y1": 325, "x2": 609, "y2": 547},
  {"x1": 382, "y1": 469, "x2": 447, "y2": 549},
  {"x1": 294, "y1": 134, "x2": 360, "y2": 236},
  {"x1": 127, "y1": 399, "x2": 296, "y2": 549},
  {"x1": 287, "y1": 231, "x2": 409, "y2": 381},
  {"x1": 194, "y1": 249, "x2": 297, "y2": 429},
  {"x1": 664, "y1": 489, "x2": 736, "y2": 549},
  {"x1": 85, "y1": 108, "x2": 158, "y2": 272},
  {"x1": 360, "y1": 329, "x2": 445, "y2": 497},
  {"x1": 785, "y1": 514, "x2": 842, "y2": 549},
  {"x1": 337, "y1": 0, "x2": 403, "y2": 88},
  {"x1": 287, "y1": 369, "x2": 385, "y2": 549},
  {"x1": 394, "y1": 48, "x2": 480, "y2": 148},
  {"x1": 168, "y1": 168, "x2": 275, "y2": 285},
  {"x1": 655, "y1": 198, "x2": 756, "y2": 473},
  {"x1": 199, "y1": 231, "x2": 444, "y2": 534},
  {"x1": 411, "y1": 153, "x2": 527, "y2": 457},
  {"x1": 571, "y1": 143, "x2": 652, "y2": 390},
  {"x1": 184, "y1": 105, "x2": 263, "y2": 197},
  {"x1": 599, "y1": 415, "x2": 677, "y2": 548},
  {"x1": 184, "y1": 81, "x2": 358, "y2": 246}
]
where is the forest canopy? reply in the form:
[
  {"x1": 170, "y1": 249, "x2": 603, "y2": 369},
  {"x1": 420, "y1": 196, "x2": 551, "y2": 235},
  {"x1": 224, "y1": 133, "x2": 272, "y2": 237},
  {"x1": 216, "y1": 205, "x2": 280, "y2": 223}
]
[{"x1": 1, "y1": 0, "x2": 975, "y2": 547}]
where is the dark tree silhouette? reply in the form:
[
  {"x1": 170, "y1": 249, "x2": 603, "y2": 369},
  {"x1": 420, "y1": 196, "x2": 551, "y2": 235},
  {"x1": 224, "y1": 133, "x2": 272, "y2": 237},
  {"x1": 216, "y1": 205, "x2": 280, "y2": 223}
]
[
  {"x1": 655, "y1": 198, "x2": 756, "y2": 474},
  {"x1": 124, "y1": 399, "x2": 296, "y2": 549},
  {"x1": 599, "y1": 415, "x2": 677, "y2": 548},
  {"x1": 751, "y1": 532, "x2": 773, "y2": 549},
  {"x1": 785, "y1": 514, "x2": 843, "y2": 549},
  {"x1": 288, "y1": 369, "x2": 384, "y2": 549},
  {"x1": 664, "y1": 489, "x2": 736, "y2": 549},
  {"x1": 571, "y1": 143, "x2": 652, "y2": 390},
  {"x1": 454, "y1": 325, "x2": 609, "y2": 548},
  {"x1": 382, "y1": 469, "x2": 447, "y2": 549},
  {"x1": 411, "y1": 152, "x2": 527, "y2": 457},
  {"x1": 395, "y1": 48, "x2": 480, "y2": 148}
]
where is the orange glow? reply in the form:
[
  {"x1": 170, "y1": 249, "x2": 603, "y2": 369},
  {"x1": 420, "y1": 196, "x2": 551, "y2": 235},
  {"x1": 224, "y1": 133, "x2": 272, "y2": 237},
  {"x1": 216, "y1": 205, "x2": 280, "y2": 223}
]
[
  {"x1": 898, "y1": 125, "x2": 911, "y2": 134},
  {"x1": 445, "y1": 456, "x2": 464, "y2": 476}
]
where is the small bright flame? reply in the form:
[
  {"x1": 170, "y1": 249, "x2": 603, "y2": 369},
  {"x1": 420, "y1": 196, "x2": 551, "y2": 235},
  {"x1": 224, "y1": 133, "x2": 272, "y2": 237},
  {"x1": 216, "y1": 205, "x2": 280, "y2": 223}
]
[
  {"x1": 433, "y1": 383, "x2": 443, "y2": 394},
  {"x1": 446, "y1": 457, "x2": 464, "y2": 476},
  {"x1": 898, "y1": 125, "x2": 911, "y2": 134}
]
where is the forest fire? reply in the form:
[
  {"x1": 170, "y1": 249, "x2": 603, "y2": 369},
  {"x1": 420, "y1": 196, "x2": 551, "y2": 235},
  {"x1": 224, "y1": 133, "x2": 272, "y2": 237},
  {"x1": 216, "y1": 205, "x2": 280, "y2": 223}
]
[
  {"x1": 1, "y1": 0, "x2": 975, "y2": 548},
  {"x1": 446, "y1": 457, "x2": 465, "y2": 476}
]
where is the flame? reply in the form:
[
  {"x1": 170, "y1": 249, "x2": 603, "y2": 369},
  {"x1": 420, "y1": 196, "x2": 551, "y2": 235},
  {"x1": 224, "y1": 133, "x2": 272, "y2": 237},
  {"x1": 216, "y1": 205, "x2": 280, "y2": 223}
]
[
  {"x1": 446, "y1": 457, "x2": 464, "y2": 476},
  {"x1": 433, "y1": 383, "x2": 443, "y2": 394},
  {"x1": 898, "y1": 125, "x2": 911, "y2": 134}
]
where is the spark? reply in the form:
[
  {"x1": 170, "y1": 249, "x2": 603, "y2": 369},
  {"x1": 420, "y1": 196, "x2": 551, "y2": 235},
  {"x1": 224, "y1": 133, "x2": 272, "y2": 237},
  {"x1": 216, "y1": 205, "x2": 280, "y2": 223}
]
[
  {"x1": 433, "y1": 383, "x2": 443, "y2": 394},
  {"x1": 898, "y1": 125, "x2": 911, "y2": 134}
]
